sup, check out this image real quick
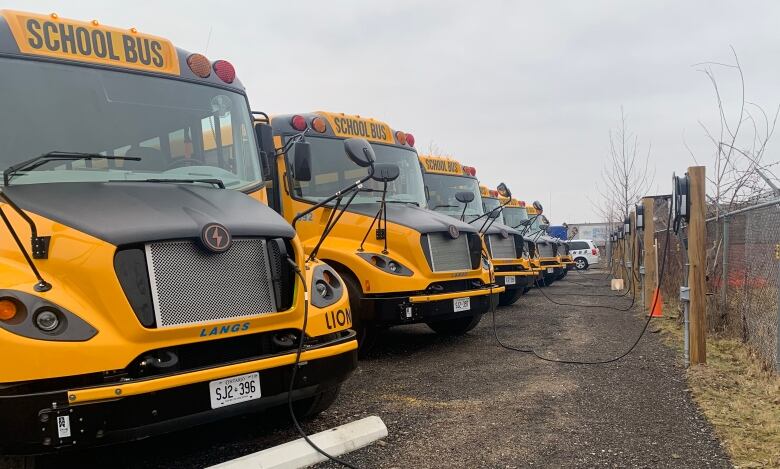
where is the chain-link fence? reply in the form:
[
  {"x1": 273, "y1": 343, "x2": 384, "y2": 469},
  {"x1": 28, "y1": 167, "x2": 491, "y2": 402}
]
[{"x1": 651, "y1": 197, "x2": 780, "y2": 372}]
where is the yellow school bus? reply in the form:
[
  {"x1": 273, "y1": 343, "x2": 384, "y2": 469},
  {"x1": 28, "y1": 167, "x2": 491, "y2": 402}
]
[
  {"x1": 524, "y1": 204, "x2": 565, "y2": 285},
  {"x1": 415, "y1": 155, "x2": 533, "y2": 306},
  {"x1": 0, "y1": 11, "x2": 356, "y2": 460},
  {"x1": 255, "y1": 112, "x2": 502, "y2": 351}
]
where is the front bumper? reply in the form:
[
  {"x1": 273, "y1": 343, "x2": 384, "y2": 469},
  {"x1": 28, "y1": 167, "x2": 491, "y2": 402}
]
[
  {"x1": 367, "y1": 285, "x2": 504, "y2": 325},
  {"x1": 494, "y1": 271, "x2": 536, "y2": 289},
  {"x1": 0, "y1": 333, "x2": 357, "y2": 455}
]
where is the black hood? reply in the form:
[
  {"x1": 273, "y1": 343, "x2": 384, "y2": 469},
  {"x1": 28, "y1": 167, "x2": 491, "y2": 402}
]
[
  {"x1": 481, "y1": 220, "x2": 522, "y2": 238},
  {"x1": 347, "y1": 203, "x2": 479, "y2": 234},
  {"x1": 4, "y1": 182, "x2": 295, "y2": 246}
]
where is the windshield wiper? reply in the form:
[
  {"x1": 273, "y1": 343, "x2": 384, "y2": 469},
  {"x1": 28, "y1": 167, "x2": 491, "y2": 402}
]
[
  {"x1": 385, "y1": 200, "x2": 419, "y2": 206},
  {"x1": 4, "y1": 151, "x2": 141, "y2": 186},
  {"x1": 108, "y1": 178, "x2": 225, "y2": 189},
  {"x1": 431, "y1": 204, "x2": 457, "y2": 210}
]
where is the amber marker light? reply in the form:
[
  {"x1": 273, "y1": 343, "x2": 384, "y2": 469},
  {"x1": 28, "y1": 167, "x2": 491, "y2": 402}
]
[{"x1": 0, "y1": 299, "x2": 18, "y2": 321}]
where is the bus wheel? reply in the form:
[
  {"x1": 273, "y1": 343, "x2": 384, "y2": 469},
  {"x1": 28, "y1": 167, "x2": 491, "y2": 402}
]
[
  {"x1": 0, "y1": 456, "x2": 37, "y2": 469},
  {"x1": 339, "y1": 272, "x2": 378, "y2": 356},
  {"x1": 426, "y1": 314, "x2": 482, "y2": 335},
  {"x1": 293, "y1": 385, "x2": 342, "y2": 419},
  {"x1": 498, "y1": 288, "x2": 523, "y2": 306}
]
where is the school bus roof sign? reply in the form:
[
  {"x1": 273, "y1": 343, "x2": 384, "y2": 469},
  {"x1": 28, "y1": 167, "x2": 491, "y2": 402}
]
[
  {"x1": 319, "y1": 112, "x2": 395, "y2": 144},
  {"x1": 419, "y1": 156, "x2": 463, "y2": 176},
  {"x1": 2, "y1": 10, "x2": 180, "y2": 75}
]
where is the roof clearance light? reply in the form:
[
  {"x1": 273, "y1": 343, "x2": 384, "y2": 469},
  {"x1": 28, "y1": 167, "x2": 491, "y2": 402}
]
[
  {"x1": 0, "y1": 299, "x2": 17, "y2": 321},
  {"x1": 213, "y1": 60, "x2": 236, "y2": 83},
  {"x1": 489, "y1": 190, "x2": 499, "y2": 197},
  {"x1": 187, "y1": 53, "x2": 211, "y2": 78},
  {"x1": 291, "y1": 115, "x2": 308, "y2": 131},
  {"x1": 464, "y1": 166, "x2": 476, "y2": 177},
  {"x1": 311, "y1": 117, "x2": 327, "y2": 133},
  {"x1": 520, "y1": 201, "x2": 526, "y2": 207},
  {"x1": 405, "y1": 133, "x2": 415, "y2": 147},
  {"x1": 395, "y1": 131, "x2": 407, "y2": 145}
]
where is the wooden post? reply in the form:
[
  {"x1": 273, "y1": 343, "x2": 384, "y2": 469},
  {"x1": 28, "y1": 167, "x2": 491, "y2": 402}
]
[
  {"x1": 688, "y1": 166, "x2": 707, "y2": 364},
  {"x1": 630, "y1": 210, "x2": 637, "y2": 296},
  {"x1": 643, "y1": 197, "x2": 657, "y2": 316}
]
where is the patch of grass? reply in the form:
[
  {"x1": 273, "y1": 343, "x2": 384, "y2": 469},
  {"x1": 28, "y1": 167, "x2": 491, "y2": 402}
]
[{"x1": 656, "y1": 310, "x2": 780, "y2": 468}]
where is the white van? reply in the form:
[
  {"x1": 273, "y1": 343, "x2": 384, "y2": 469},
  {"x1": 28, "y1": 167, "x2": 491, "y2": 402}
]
[{"x1": 566, "y1": 239, "x2": 600, "y2": 270}]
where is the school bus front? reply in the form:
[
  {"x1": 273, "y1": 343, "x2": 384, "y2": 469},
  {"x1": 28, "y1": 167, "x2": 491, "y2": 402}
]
[
  {"x1": 525, "y1": 205, "x2": 565, "y2": 283},
  {"x1": 416, "y1": 155, "x2": 533, "y2": 306},
  {"x1": 258, "y1": 112, "x2": 502, "y2": 350},
  {"x1": 0, "y1": 11, "x2": 355, "y2": 456}
]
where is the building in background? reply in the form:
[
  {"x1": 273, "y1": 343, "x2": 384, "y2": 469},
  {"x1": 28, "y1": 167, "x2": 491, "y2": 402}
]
[{"x1": 567, "y1": 222, "x2": 610, "y2": 247}]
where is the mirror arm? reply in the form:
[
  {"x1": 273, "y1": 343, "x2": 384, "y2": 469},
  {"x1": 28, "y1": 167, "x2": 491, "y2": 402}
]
[
  {"x1": 307, "y1": 189, "x2": 359, "y2": 263},
  {"x1": 292, "y1": 165, "x2": 375, "y2": 229}
]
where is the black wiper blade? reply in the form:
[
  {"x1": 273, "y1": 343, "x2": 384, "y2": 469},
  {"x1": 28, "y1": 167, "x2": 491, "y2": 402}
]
[
  {"x1": 108, "y1": 178, "x2": 225, "y2": 189},
  {"x1": 4, "y1": 151, "x2": 141, "y2": 186},
  {"x1": 385, "y1": 200, "x2": 419, "y2": 206}
]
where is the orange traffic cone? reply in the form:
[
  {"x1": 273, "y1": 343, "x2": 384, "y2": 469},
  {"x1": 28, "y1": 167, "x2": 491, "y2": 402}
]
[{"x1": 649, "y1": 288, "x2": 663, "y2": 317}]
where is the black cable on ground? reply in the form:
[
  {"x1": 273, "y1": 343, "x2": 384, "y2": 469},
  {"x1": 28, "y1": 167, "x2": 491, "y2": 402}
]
[
  {"x1": 287, "y1": 259, "x2": 359, "y2": 469},
  {"x1": 492, "y1": 206, "x2": 672, "y2": 365}
]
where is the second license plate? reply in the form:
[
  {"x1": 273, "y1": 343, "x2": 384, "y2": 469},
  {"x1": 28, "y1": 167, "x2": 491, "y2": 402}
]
[
  {"x1": 504, "y1": 276, "x2": 516, "y2": 285},
  {"x1": 547, "y1": 268, "x2": 554, "y2": 273},
  {"x1": 453, "y1": 297, "x2": 471, "y2": 312}
]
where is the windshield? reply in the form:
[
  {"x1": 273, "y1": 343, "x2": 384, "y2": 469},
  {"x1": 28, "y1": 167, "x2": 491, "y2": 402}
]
[
  {"x1": 423, "y1": 173, "x2": 483, "y2": 220},
  {"x1": 482, "y1": 197, "x2": 505, "y2": 224},
  {"x1": 287, "y1": 136, "x2": 426, "y2": 206},
  {"x1": 504, "y1": 206, "x2": 530, "y2": 229},
  {"x1": 0, "y1": 58, "x2": 261, "y2": 188}
]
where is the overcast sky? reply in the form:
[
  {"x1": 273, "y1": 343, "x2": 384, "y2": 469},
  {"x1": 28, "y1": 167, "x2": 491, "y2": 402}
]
[{"x1": 18, "y1": 1, "x2": 780, "y2": 223}]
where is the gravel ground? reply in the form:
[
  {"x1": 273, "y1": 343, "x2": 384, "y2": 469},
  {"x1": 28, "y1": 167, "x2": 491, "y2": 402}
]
[{"x1": 29, "y1": 269, "x2": 731, "y2": 469}]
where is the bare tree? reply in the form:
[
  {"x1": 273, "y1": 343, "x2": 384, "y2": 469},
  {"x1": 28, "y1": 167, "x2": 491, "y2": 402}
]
[
  {"x1": 687, "y1": 47, "x2": 780, "y2": 216},
  {"x1": 686, "y1": 47, "x2": 780, "y2": 329},
  {"x1": 592, "y1": 107, "x2": 655, "y2": 226}
]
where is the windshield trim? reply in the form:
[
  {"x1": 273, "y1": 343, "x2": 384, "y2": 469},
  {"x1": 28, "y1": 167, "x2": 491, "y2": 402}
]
[{"x1": 0, "y1": 54, "x2": 266, "y2": 192}]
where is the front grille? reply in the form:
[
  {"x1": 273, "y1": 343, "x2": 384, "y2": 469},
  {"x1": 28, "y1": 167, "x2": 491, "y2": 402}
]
[
  {"x1": 537, "y1": 242, "x2": 555, "y2": 257},
  {"x1": 426, "y1": 233, "x2": 472, "y2": 271},
  {"x1": 488, "y1": 234, "x2": 517, "y2": 259},
  {"x1": 146, "y1": 238, "x2": 277, "y2": 328}
]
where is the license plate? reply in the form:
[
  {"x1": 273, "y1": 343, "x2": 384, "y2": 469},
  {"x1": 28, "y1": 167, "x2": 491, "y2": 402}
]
[
  {"x1": 547, "y1": 267, "x2": 554, "y2": 273},
  {"x1": 209, "y1": 372, "x2": 261, "y2": 409},
  {"x1": 504, "y1": 275, "x2": 516, "y2": 285},
  {"x1": 453, "y1": 297, "x2": 471, "y2": 312}
]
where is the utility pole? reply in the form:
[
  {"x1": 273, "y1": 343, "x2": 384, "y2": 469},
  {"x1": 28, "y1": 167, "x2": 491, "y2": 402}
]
[
  {"x1": 688, "y1": 166, "x2": 707, "y2": 364},
  {"x1": 642, "y1": 197, "x2": 657, "y2": 316}
]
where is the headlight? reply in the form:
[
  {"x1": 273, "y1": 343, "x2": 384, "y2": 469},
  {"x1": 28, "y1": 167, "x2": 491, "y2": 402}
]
[
  {"x1": 309, "y1": 264, "x2": 344, "y2": 308},
  {"x1": 357, "y1": 253, "x2": 412, "y2": 276},
  {"x1": 34, "y1": 309, "x2": 60, "y2": 332}
]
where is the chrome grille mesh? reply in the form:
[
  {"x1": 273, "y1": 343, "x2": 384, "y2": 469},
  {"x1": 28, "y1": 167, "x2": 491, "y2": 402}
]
[
  {"x1": 488, "y1": 234, "x2": 516, "y2": 259},
  {"x1": 427, "y1": 233, "x2": 471, "y2": 271},
  {"x1": 537, "y1": 243, "x2": 555, "y2": 257},
  {"x1": 146, "y1": 239, "x2": 276, "y2": 328}
]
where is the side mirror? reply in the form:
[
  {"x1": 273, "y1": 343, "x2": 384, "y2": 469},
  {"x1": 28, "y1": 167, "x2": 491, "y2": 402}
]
[
  {"x1": 292, "y1": 141, "x2": 312, "y2": 181},
  {"x1": 371, "y1": 163, "x2": 400, "y2": 182},
  {"x1": 344, "y1": 138, "x2": 375, "y2": 168},
  {"x1": 497, "y1": 182, "x2": 511, "y2": 198},
  {"x1": 455, "y1": 191, "x2": 475, "y2": 204},
  {"x1": 254, "y1": 123, "x2": 275, "y2": 181},
  {"x1": 533, "y1": 200, "x2": 543, "y2": 212}
]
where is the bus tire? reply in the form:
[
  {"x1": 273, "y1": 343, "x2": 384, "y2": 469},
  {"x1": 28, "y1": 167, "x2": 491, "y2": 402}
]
[
  {"x1": 294, "y1": 385, "x2": 341, "y2": 419},
  {"x1": 426, "y1": 314, "x2": 482, "y2": 335},
  {"x1": 338, "y1": 270, "x2": 378, "y2": 356},
  {"x1": 498, "y1": 288, "x2": 523, "y2": 306}
]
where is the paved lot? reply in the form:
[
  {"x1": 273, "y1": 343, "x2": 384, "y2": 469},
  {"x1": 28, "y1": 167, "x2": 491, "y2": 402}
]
[{"x1": 30, "y1": 269, "x2": 731, "y2": 469}]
